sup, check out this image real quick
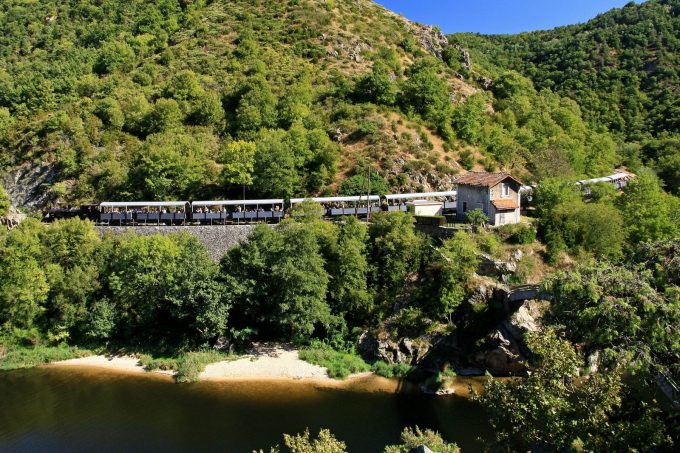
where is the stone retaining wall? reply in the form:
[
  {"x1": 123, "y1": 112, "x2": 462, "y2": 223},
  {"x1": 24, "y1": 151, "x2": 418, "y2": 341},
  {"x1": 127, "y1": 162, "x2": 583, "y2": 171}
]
[{"x1": 94, "y1": 225, "x2": 264, "y2": 261}]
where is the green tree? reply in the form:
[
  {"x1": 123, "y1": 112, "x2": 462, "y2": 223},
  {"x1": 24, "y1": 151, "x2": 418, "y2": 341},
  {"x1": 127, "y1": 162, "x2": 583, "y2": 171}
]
[
  {"x1": 451, "y1": 92, "x2": 487, "y2": 144},
  {"x1": 281, "y1": 428, "x2": 347, "y2": 453},
  {"x1": 476, "y1": 329, "x2": 619, "y2": 451},
  {"x1": 164, "y1": 70, "x2": 204, "y2": 101},
  {"x1": 94, "y1": 98, "x2": 125, "y2": 130},
  {"x1": 466, "y1": 208, "x2": 488, "y2": 230},
  {"x1": 129, "y1": 132, "x2": 214, "y2": 200},
  {"x1": 423, "y1": 231, "x2": 479, "y2": 322},
  {"x1": 384, "y1": 427, "x2": 459, "y2": 453},
  {"x1": 328, "y1": 217, "x2": 373, "y2": 326},
  {"x1": 339, "y1": 173, "x2": 389, "y2": 196},
  {"x1": 94, "y1": 41, "x2": 136, "y2": 74},
  {"x1": 0, "y1": 220, "x2": 48, "y2": 332},
  {"x1": 0, "y1": 184, "x2": 10, "y2": 217},
  {"x1": 368, "y1": 212, "x2": 425, "y2": 303},
  {"x1": 616, "y1": 171, "x2": 678, "y2": 244},
  {"x1": 144, "y1": 98, "x2": 184, "y2": 134},
  {"x1": 355, "y1": 62, "x2": 397, "y2": 105},
  {"x1": 252, "y1": 129, "x2": 300, "y2": 199},
  {"x1": 219, "y1": 140, "x2": 256, "y2": 190}
]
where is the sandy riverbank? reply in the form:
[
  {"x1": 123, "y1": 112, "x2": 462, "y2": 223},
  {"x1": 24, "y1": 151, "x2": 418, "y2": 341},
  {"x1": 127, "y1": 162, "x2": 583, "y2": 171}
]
[{"x1": 47, "y1": 344, "x2": 398, "y2": 390}]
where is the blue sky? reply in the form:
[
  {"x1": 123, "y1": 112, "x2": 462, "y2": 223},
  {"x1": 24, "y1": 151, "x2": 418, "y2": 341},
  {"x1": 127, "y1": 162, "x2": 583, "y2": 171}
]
[{"x1": 375, "y1": 1, "x2": 642, "y2": 34}]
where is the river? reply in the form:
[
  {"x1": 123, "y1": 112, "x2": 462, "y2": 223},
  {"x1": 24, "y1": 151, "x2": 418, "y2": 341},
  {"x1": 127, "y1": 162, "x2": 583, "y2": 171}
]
[{"x1": 0, "y1": 367, "x2": 492, "y2": 452}]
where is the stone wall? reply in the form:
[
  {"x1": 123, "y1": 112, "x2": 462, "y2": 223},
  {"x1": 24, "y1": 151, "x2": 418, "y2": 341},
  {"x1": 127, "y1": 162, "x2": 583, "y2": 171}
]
[{"x1": 94, "y1": 225, "x2": 265, "y2": 261}]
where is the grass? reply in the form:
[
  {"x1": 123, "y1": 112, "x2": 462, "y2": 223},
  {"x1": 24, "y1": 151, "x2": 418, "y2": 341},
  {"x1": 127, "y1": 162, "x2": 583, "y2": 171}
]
[
  {"x1": 298, "y1": 342, "x2": 370, "y2": 379},
  {"x1": 0, "y1": 341, "x2": 92, "y2": 371},
  {"x1": 371, "y1": 361, "x2": 417, "y2": 379},
  {"x1": 139, "y1": 350, "x2": 234, "y2": 383}
]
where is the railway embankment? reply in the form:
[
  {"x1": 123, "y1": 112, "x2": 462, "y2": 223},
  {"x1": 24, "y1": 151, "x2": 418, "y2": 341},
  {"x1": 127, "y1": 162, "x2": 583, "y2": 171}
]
[{"x1": 94, "y1": 225, "x2": 265, "y2": 261}]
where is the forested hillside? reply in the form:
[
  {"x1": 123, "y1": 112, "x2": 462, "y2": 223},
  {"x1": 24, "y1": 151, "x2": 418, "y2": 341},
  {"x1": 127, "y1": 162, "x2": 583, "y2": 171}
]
[
  {"x1": 452, "y1": 0, "x2": 680, "y2": 193},
  {"x1": 0, "y1": 0, "x2": 641, "y2": 209}
]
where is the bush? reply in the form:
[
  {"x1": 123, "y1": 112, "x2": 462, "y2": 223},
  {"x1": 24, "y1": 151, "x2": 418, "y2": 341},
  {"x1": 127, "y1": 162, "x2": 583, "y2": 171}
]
[
  {"x1": 298, "y1": 341, "x2": 370, "y2": 379},
  {"x1": 499, "y1": 224, "x2": 536, "y2": 244},
  {"x1": 371, "y1": 361, "x2": 416, "y2": 379}
]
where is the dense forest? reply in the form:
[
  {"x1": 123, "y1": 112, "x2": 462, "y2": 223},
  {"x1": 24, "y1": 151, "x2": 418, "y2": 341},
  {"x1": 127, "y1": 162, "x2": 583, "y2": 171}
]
[
  {"x1": 452, "y1": 0, "x2": 680, "y2": 194},
  {"x1": 0, "y1": 0, "x2": 665, "y2": 208},
  {"x1": 1, "y1": 0, "x2": 680, "y2": 451}
]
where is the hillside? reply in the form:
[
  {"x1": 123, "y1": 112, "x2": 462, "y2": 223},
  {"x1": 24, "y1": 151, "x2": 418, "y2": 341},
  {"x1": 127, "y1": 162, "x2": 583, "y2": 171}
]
[
  {"x1": 451, "y1": 0, "x2": 680, "y2": 193},
  {"x1": 0, "y1": 0, "x2": 631, "y2": 209},
  {"x1": 0, "y1": 0, "x2": 483, "y2": 208}
]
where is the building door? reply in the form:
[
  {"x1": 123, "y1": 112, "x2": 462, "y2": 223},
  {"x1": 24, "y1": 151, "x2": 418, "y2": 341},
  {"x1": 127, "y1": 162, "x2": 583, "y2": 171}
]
[
  {"x1": 499, "y1": 212, "x2": 506, "y2": 225},
  {"x1": 463, "y1": 202, "x2": 467, "y2": 213}
]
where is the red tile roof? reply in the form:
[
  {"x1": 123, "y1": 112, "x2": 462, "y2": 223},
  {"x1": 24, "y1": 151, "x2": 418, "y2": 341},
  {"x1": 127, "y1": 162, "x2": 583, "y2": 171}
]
[
  {"x1": 455, "y1": 172, "x2": 523, "y2": 187},
  {"x1": 492, "y1": 199, "x2": 519, "y2": 210}
]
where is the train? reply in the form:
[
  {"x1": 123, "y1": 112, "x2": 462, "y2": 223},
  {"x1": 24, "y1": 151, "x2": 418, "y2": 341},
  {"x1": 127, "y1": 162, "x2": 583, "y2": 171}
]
[{"x1": 42, "y1": 191, "x2": 459, "y2": 226}]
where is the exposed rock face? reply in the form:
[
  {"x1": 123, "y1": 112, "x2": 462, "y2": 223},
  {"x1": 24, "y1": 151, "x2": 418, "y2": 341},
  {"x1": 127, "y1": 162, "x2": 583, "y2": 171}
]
[
  {"x1": 477, "y1": 251, "x2": 524, "y2": 280},
  {"x1": 358, "y1": 331, "x2": 430, "y2": 365},
  {"x1": 473, "y1": 329, "x2": 527, "y2": 375},
  {"x1": 2, "y1": 163, "x2": 59, "y2": 210},
  {"x1": 0, "y1": 205, "x2": 27, "y2": 229},
  {"x1": 503, "y1": 299, "x2": 545, "y2": 344}
]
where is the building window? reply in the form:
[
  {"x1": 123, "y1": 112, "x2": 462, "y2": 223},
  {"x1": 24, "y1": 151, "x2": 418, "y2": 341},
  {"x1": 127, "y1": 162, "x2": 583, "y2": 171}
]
[
  {"x1": 463, "y1": 202, "x2": 467, "y2": 213},
  {"x1": 501, "y1": 183, "x2": 510, "y2": 198}
]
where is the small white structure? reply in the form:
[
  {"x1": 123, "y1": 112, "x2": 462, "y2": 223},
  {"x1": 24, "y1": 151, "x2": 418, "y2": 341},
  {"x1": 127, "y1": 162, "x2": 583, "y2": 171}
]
[{"x1": 406, "y1": 200, "x2": 443, "y2": 216}]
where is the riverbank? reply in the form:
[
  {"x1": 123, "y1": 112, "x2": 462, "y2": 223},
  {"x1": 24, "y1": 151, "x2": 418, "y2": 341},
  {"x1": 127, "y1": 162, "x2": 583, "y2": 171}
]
[
  {"x1": 45, "y1": 343, "x2": 395, "y2": 386},
  {"x1": 46, "y1": 348, "x2": 408, "y2": 392}
]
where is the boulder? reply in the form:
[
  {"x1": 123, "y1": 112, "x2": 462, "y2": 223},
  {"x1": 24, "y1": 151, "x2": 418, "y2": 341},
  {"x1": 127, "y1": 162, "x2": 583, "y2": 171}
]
[
  {"x1": 474, "y1": 329, "x2": 526, "y2": 375},
  {"x1": 502, "y1": 300, "x2": 544, "y2": 344},
  {"x1": 410, "y1": 445, "x2": 435, "y2": 453},
  {"x1": 358, "y1": 331, "x2": 430, "y2": 365}
]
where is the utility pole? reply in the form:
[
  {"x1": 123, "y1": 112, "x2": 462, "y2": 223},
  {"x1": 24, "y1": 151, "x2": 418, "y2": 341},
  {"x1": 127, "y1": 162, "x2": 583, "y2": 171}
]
[{"x1": 367, "y1": 166, "x2": 372, "y2": 222}]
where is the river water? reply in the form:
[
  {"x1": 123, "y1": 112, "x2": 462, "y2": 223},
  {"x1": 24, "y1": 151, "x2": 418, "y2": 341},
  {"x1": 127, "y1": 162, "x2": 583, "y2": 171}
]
[{"x1": 0, "y1": 368, "x2": 492, "y2": 452}]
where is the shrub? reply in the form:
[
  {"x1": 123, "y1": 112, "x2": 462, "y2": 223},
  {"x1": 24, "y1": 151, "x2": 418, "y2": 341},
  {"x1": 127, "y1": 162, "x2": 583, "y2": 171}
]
[
  {"x1": 371, "y1": 361, "x2": 416, "y2": 379},
  {"x1": 499, "y1": 224, "x2": 536, "y2": 244},
  {"x1": 298, "y1": 341, "x2": 370, "y2": 379}
]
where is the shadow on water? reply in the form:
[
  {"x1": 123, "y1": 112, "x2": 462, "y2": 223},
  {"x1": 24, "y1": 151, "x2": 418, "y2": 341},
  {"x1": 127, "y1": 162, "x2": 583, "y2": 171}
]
[{"x1": 0, "y1": 368, "x2": 492, "y2": 453}]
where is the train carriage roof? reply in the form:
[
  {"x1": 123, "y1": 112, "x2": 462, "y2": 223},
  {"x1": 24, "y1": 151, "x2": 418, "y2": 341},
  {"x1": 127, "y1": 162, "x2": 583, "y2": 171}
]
[
  {"x1": 100, "y1": 201, "x2": 188, "y2": 208},
  {"x1": 384, "y1": 191, "x2": 457, "y2": 201},
  {"x1": 289, "y1": 195, "x2": 380, "y2": 204},
  {"x1": 192, "y1": 199, "x2": 284, "y2": 207}
]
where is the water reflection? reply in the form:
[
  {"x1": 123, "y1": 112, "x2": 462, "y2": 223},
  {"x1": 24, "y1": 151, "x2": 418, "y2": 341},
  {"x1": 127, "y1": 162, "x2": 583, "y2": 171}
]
[{"x1": 0, "y1": 368, "x2": 491, "y2": 452}]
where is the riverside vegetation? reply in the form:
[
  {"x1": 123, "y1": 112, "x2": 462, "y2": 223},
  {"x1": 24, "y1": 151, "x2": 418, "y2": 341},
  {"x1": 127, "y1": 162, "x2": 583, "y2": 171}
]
[{"x1": 1, "y1": 0, "x2": 679, "y2": 451}]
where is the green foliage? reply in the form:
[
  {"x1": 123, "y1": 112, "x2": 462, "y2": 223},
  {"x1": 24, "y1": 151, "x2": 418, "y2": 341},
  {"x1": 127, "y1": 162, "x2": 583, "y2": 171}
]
[
  {"x1": 497, "y1": 223, "x2": 536, "y2": 244},
  {"x1": 546, "y1": 262, "x2": 680, "y2": 375},
  {"x1": 371, "y1": 361, "x2": 415, "y2": 379},
  {"x1": 0, "y1": 184, "x2": 9, "y2": 217},
  {"x1": 466, "y1": 208, "x2": 488, "y2": 229},
  {"x1": 175, "y1": 350, "x2": 230, "y2": 383},
  {"x1": 422, "y1": 231, "x2": 479, "y2": 321},
  {"x1": 355, "y1": 62, "x2": 397, "y2": 105},
  {"x1": 282, "y1": 428, "x2": 347, "y2": 453},
  {"x1": 339, "y1": 173, "x2": 389, "y2": 196},
  {"x1": 451, "y1": 93, "x2": 487, "y2": 144},
  {"x1": 475, "y1": 328, "x2": 671, "y2": 451},
  {"x1": 384, "y1": 427, "x2": 459, "y2": 453},
  {"x1": 368, "y1": 212, "x2": 426, "y2": 301},
  {"x1": 616, "y1": 170, "x2": 679, "y2": 243},
  {"x1": 298, "y1": 341, "x2": 370, "y2": 379},
  {"x1": 0, "y1": 339, "x2": 91, "y2": 371},
  {"x1": 219, "y1": 140, "x2": 256, "y2": 188}
]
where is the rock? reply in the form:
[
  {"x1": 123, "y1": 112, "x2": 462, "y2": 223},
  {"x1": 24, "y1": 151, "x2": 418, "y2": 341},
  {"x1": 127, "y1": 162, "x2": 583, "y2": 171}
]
[
  {"x1": 511, "y1": 249, "x2": 523, "y2": 262},
  {"x1": 503, "y1": 300, "x2": 543, "y2": 344},
  {"x1": 478, "y1": 76, "x2": 493, "y2": 89},
  {"x1": 477, "y1": 253, "x2": 518, "y2": 278},
  {"x1": 2, "y1": 162, "x2": 60, "y2": 210},
  {"x1": 587, "y1": 350, "x2": 601, "y2": 374},
  {"x1": 358, "y1": 331, "x2": 430, "y2": 365},
  {"x1": 474, "y1": 329, "x2": 526, "y2": 375}
]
